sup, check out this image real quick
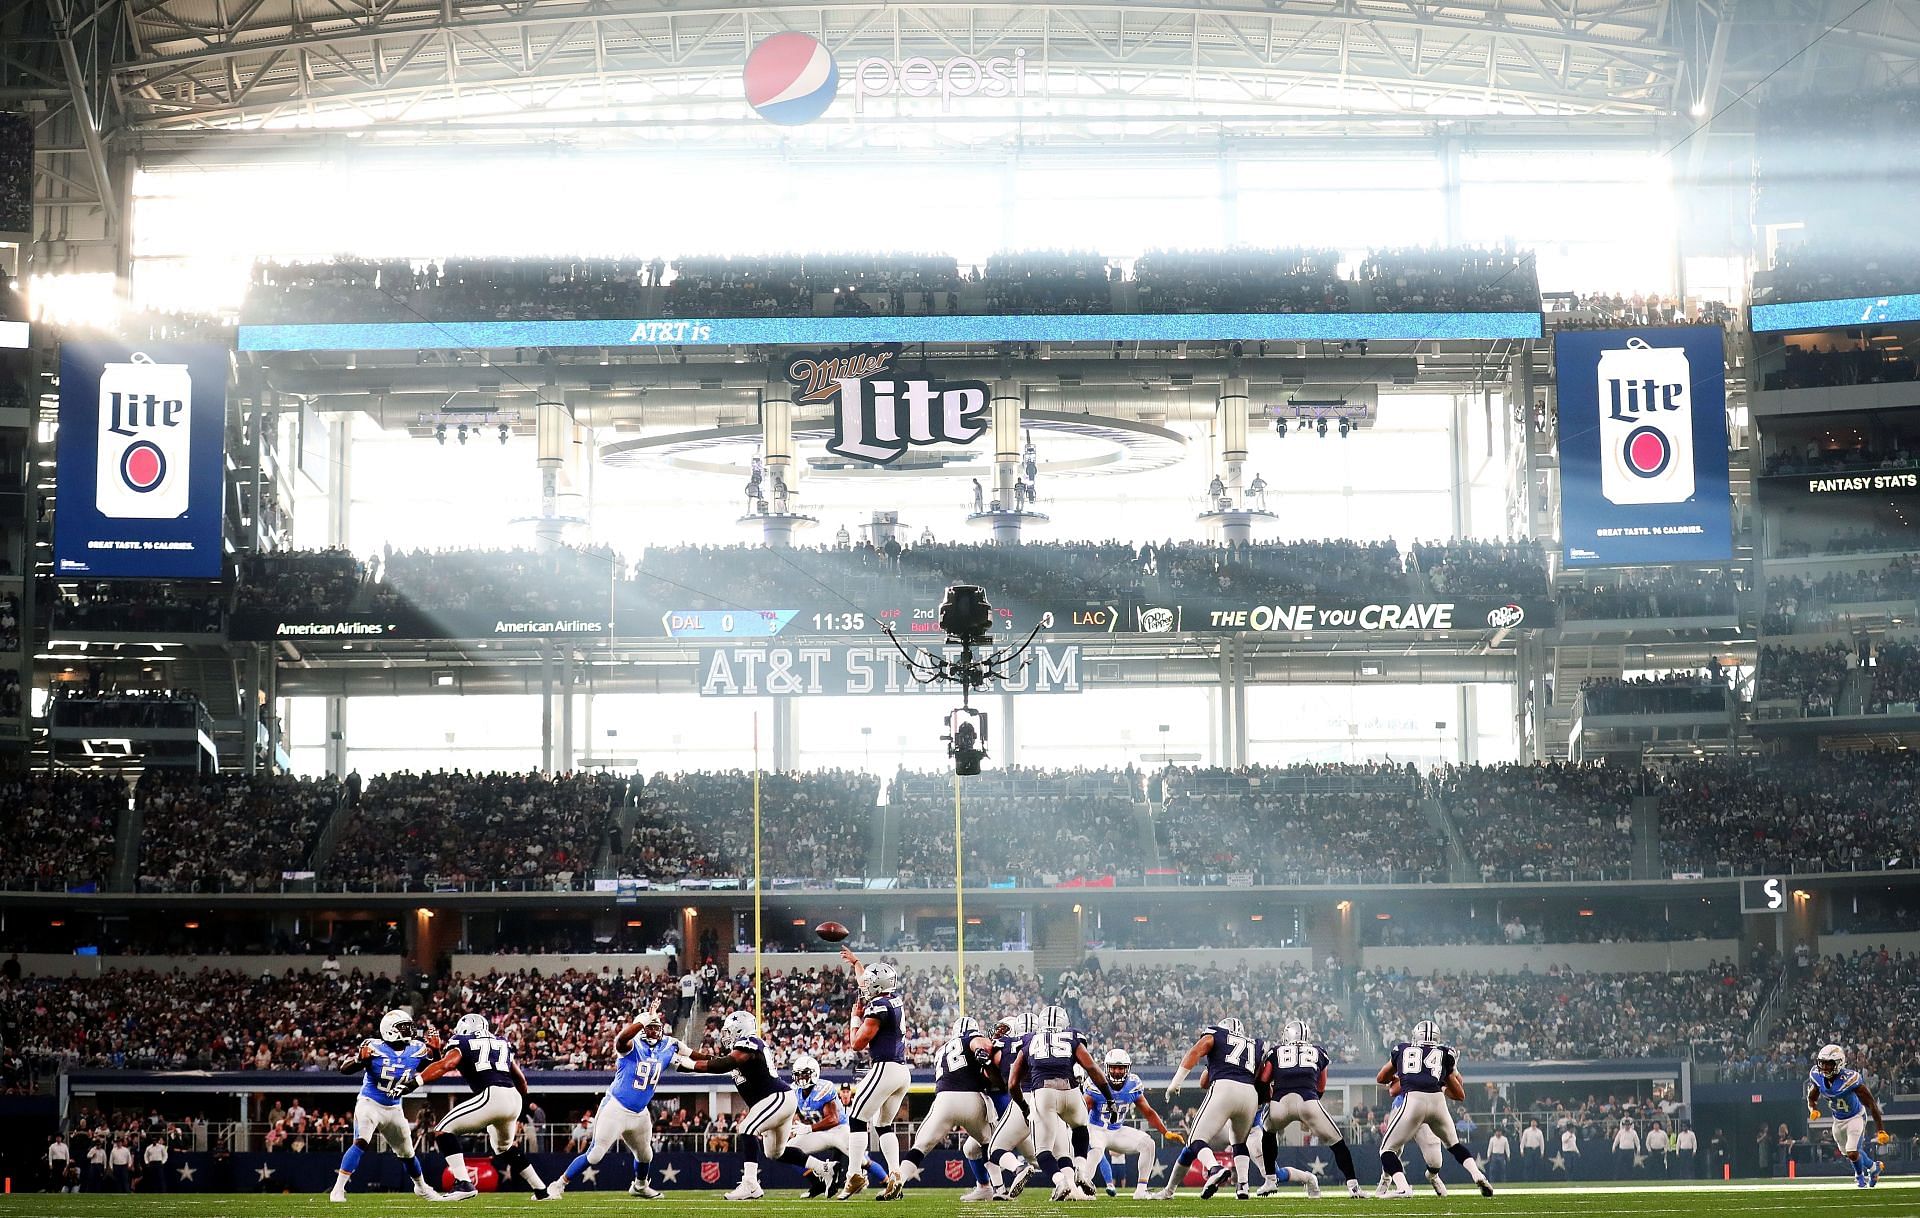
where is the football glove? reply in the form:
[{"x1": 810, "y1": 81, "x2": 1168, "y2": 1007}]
[
  {"x1": 1876, "y1": 1130, "x2": 1892, "y2": 1145},
  {"x1": 383, "y1": 1071, "x2": 420, "y2": 1099},
  {"x1": 1164, "y1": 1132, "x2": 1185, "y2": 1145},
  {"x1": 1808, "y1": 1108, "x2": 1823, "y2": 1122},
  {"x1": 672, "y1": 1053, "x2": 696, "y2": 1070}
]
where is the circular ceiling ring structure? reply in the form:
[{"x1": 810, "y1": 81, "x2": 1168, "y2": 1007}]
[{"x1": 598, "y1": 408, "x2": 1188, "y2": 479}]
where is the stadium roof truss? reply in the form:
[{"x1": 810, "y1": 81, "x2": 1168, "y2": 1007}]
[{"x1": 108, "y1": 0, "x2": 1697, "y2": 136}]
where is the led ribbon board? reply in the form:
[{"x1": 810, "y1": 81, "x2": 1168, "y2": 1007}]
[{"x1": 237, "y1": 311, "x2": 1545, "y2": 351}]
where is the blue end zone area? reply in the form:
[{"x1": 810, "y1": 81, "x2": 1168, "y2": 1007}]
[{"x1": 236, "y1": 311, "x2": 1545, "y2": 351}]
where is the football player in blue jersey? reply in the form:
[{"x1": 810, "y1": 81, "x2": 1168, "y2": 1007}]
[
  {"x1": 1808, "y1": 1044, "x2": 1890, "y2": 1188},
  {"x1": 785, "y1": 1053, "x2": 890, "y2": 1199},
  {"x1": 1256, "y1": 1018, "x2": 1362, "y2": 1198},
  {"x1": 1001, "y1": 1005, "x2": 1113, "y2": 1202},
  {"x1": 1377, "y1": 1020, "x2": 1493, "y2": 1198},
  {"x1": 898, "y1": 1017, "x2": 1004, "y2": 1198},
  {"x1": 547, "y1": 1010, "x2": 690, "y2": 1199},
  {"x1": 837, "y1": 948, "x2": 912, "y2": 1200},
  {"x1": 327, "y1": 1009, "x2": 442, "y2": 1202},
  {"x1": 416, "y1": 1012, "x2": 551, "y2": 1199},
  {"x1": 1160, "y1": 1017, "x2": 1262, "y2": 1199},
  {"x1": 1084, "y1": 1048, "x2": 1181, "y2": 1198}
]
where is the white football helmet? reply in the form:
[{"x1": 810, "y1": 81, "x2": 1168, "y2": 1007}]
[
  {"x1": 862, "y1": 962, "x2": 901, "y2": 994},
  {"x1": 1282, "y1": 1019, "x2": 1313, "y2": 1045},
  {"x1": 637, "y1": 1011, "x2": 666, "y2": 1042},
  {"x1": 1217, "y1": 1017, "x2": 1246, "y2": 1038},
  {"x1": 1412, "y1": 1020, "x2": 1441, "y2": 1046},
  {"x1": 791, "y1": 1054, "x2": 821, "y2": 1088},
  {"x1": 720, "y1": 1010, "x2": 758, "y2": 1043},
  {"x1": 379, "y1": 1009, "x2": 417, "y2": 1045},
  {"x1": 1816, "y1": 1044, "x2": 1847, "y2": 1074},
  {"x1": 1105, "y1": 1048, "x2": 1132, "y2": 1077},
  {"x1": 452, "y1": 1013, "x2": 489, "y2": 1038},
  {"x1": 1039, "y1": 1005, "x2": 1071, "y2": 1033},
  {"x1": 952, "y1": 1016, "x2": 982, "y2": 1041}
]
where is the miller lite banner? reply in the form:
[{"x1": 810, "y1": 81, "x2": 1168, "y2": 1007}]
[
  {"x1": 787, "y1": 346, "x2": 991, "y2": 465},
  {"x1": 1554, "y1": 327, "x2": 1732, "y2": 566},
  {"x1": 54, "y1": 343, "x2": 228, "y2": 578}
]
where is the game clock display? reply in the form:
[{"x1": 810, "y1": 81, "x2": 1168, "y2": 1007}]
[{"x1": 662, "y1": 604, "x2": 1116, "y2": 639}]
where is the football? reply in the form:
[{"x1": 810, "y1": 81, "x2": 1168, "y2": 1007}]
[{"x1": 815, "y1": 920, "x2": 850, "y2": 943}]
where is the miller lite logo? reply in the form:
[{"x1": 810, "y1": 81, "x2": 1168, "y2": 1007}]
[
  {"x1": 1597, "y1": 337, "x2": 1694, "y2": 506},
  {"x1": 790, "y1": 346, "x2": 991, "y2": 466},
  {"x1": 96, "y1": 352, "x2": 191, "y2": 519}
]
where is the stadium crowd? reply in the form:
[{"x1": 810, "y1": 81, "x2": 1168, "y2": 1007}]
[
  {"x1": 232, "y1": 538, "x2": 1550, "y2": 623},
  {"x1": 1650, "y1": 751, "x2": 1920, "y2": 875},
  {"x1": 1763, "y1": 561, "x2": 1920, "y2": 633},
  {"x1": 893, "y1": 768, "x2": 1141, "y2": 886},
  {"x1": 0, "y1": 772, "x2": 124, "y2": 891},
  {"x1": 616, "y1": 770, "x2": 878, "y2": 884},
  {"x1": 1559, "y1": 569, "x2": 1743, "y2": 621},
  {"x1": 1748, "y1": 947, "x2": 1920, "y2": 1092},
  {"x1": 325, "y1": 772, "x2": 622, "y2": 891},
  {"x1": 134, "y1": 773, "x2": 340, "y2": 894},
  {"x1": 1579, "y1": 673, "x2": 1729, "y2": 717},
  {"x1": 1157, "y1": 775, "x2": 1440, "y2": 882},
  {"x1": 238, "y1": 248, "x2": 1546, "y2": 323},
  {"x1": 1431, "y1": 763, "x2": 1638, "y2": 880},
  {"x1": 1762, "y1": 344, "x2": 1920, "y2": 391},
  {"x1": 1358, "y1": 963, "x2": 1762, "y2": 1061}
]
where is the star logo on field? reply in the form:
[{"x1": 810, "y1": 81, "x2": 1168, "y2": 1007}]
[
  {"x1": 1549, "y1": 1153, "x2": 1567, "y2": 1172},
  {"x1": 659, "y1": 1163, "x2": 680, "y2": 1184},
  {"x1": 255, "y1": 1164, "x2": 275, "y2": 1182},
  {"x1": 1308, "y1": 1158, "x2": 1329, "y2": 1179},
  {"x1": 176, "y1": 1163, "x2": 197, "y2": 1182},
  {"x1": 581, "y1": 1166, "x2": 599, "y2": 1185}
]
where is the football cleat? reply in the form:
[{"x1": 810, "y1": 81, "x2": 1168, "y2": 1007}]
[
  {"x1": 1476, "y1": 1178, "x2": 1493, "y2": 1198},
  {"x1": 1255, "y1": 1179, "x2": 1281, "y2": 1197},
  {"x1": 329, "y1": 1185, "x2": 348, "y2": 1204},
  {"x1": 1076, "y1": 1176, "x2": 1097, "y2": 1199},
  {"x1": 435, "y1": 1181, "x2": 474, "y2": 1202},
  {"x1": 834, "y1": 1170, "x2": 866, "y2": 1200},
  {"x1": 630, "y1": 1183, "x2": 665, "y2": 1199},
  {"x1": 1105, "y1": 1186, "x2": 1118, "y2": 1198},
  {"x1": 1050, "y1": 1179, "x2": 1074, "y2": 1202},
  {"x1": 1871, "y1": 1160, "x2": 1883, "y2": 1187},
  {"x1": 1302, "y1": 1175, "x2": 1321, "y2": 1200},
  {"x1": 1432, "y1": 1176, "x2": 1449, "y2": 1197},
  {"x1": 724, "y1": 1181, "x2": 765, "y2": 1201},
  {"x1": 877, "y1": 1173, "x2": 905, "y2": 1202},
  {"x1": 1133, "y1": 1184, "x2": 1153, "y2": 1200},
  {"x1": 1199, "y1": 1163, "x2": 1234, "y2": 1199},
  {"x1": 1346, "y1": 1180, "x2": 1365, "y2": 1199},
  {"x1": 1004, "y1": 1162, "x2": 1035, "y2": 1198},
  {"x1": 959, "y1": 1185, "x2": 995, "y2": 1202},
  {"x1": 1236, "y1": 1187, "x2": 1251, "y2": 1201}
]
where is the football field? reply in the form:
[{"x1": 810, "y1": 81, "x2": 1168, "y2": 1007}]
[{"x1": 0, "y1": 1181, "x2": 1914, "y2": 1218}]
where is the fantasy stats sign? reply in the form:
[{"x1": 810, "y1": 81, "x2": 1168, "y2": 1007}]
[
  {"x1": 1554, "y1": 327, "x2": 1732, "y2": 566},
  {"x1": 789, "y1": 347, "x2": 991, "y2": 466},
  {"x1": 53, "y1": 343, "x2": 227, "y2": 579}
]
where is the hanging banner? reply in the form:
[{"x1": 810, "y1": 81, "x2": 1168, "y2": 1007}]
[
  {"x1": 53, "y1": 342, "x2": 228, "y2": 579},
  {"x1": 1555, "y1": 326, "x2": 1732, "y2": 566},
  {"x1": 785, "y1": 346, "x2": 992, "y2": 465}
]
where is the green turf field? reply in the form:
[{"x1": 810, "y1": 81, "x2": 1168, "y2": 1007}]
[{"x1": 0, "y1": 1181, "x2": 1914, "y2": 1218}]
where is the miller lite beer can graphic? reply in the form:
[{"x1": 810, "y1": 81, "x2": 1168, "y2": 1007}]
[
  {"x1": 95, "y1": 352, "x2": 192, "y2": 519},
  {"x1": 1597, "y1": 337, "x2": 1694, "y2": 506}
]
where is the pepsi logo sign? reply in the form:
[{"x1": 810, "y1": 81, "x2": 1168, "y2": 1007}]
[
  {"x1": 1485, "y1": 603, "x2": 1526, "y2": 629},
  {"x1": 743, "y1": 33, "x2": 839, "y2": 125}
]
